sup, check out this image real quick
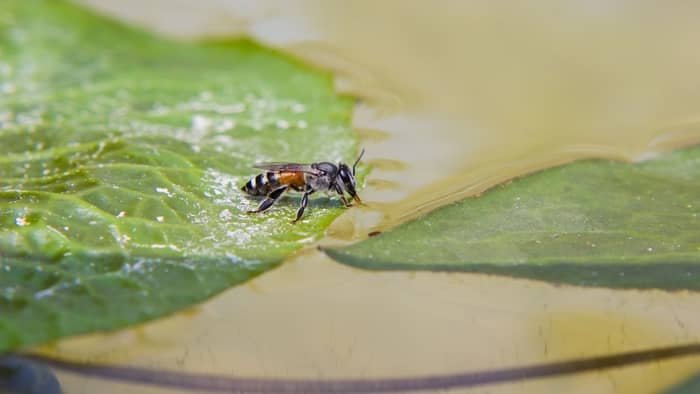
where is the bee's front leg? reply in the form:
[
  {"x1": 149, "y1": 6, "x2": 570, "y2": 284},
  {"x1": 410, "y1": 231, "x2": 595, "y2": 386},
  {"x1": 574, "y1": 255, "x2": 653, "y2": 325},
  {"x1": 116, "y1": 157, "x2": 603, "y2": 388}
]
[
  {"x1": 340, "y1": 195, "x2": 352, "y2": 208},
  {"x1": 334, "y1": 184, "x2": 352, "y2": 207}
]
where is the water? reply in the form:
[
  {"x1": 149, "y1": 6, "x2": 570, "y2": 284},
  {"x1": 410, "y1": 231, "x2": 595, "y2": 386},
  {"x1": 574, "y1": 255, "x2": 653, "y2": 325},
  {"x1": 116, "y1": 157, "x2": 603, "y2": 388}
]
[
  {"x1": 37, "y1": 1, "x2": 700, "y2": 393},
  {"x1": 39, "y1": 255, "x2": 700, "y2": 393}
]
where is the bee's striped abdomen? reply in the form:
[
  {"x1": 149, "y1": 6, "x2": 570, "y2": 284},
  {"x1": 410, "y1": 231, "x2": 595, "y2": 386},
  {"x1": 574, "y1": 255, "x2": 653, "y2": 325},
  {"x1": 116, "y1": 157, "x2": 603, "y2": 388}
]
[{"x1": 241, "y1": 171, "x2": 279, "y2": 196}]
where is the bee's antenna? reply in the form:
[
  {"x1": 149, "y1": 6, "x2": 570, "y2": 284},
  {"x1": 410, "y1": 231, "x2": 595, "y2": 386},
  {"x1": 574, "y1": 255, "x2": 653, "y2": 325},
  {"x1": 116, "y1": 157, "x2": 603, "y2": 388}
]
[{"x1": 352, "y1": 148, "x2": 365, "y2": 176}]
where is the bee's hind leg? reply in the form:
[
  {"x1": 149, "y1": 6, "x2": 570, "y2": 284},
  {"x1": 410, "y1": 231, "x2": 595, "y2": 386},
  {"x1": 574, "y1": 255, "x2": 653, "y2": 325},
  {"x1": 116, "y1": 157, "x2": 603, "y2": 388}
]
[
  {"x1": 247, "y1": 186, "x2": 288, "y2": 214},
  {"x1": 292, "y1": 188, "x2": 315, "y2": 223}
]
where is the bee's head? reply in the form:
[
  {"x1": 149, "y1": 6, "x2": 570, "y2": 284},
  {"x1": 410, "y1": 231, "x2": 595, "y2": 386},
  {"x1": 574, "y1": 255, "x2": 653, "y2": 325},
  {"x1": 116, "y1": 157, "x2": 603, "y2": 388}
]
[{"x1": 338, "y1": 149, "x2": 364, "y2": 203}]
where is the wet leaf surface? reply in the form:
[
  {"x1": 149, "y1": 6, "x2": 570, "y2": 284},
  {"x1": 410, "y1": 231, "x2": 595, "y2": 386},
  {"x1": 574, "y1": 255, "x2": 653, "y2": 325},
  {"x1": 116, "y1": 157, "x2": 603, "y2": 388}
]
[
  {"x1": 326, "y1": 146, "x2": 700, "y2": 290},
  {"x1": 0, "y1": 0, "x2": 356, "y2": 352}
]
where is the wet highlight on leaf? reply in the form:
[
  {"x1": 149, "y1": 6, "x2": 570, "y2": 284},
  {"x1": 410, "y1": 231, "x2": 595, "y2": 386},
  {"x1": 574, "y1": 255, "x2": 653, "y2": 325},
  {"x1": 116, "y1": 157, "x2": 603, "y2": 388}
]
[
  {"x1": 326, "y1": 145, "x2": 700, "y2": 290},
  {"x1": 0, "y1": 0, "x2": 357, "y2": 352}
]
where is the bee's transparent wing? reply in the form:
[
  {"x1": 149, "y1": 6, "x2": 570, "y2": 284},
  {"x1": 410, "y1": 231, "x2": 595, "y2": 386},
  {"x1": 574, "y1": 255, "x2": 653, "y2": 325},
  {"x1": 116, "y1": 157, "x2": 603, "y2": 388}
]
[{"x1": 252, "y1": 162, "x2": 319, "y2": 174}]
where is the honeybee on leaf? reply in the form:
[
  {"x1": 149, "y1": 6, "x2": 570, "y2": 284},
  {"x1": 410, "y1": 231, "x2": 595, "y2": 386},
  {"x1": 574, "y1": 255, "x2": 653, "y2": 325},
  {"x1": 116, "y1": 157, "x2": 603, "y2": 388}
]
[{"x1": 242, "y1": 149, "x2": 364, "y2": 223}]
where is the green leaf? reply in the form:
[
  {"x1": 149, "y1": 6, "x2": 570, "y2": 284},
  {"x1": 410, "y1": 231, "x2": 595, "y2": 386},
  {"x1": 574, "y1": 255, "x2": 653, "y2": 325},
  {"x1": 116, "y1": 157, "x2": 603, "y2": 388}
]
[
  {"x1": 0, "y1": 0, "x2": 357, "y2": 352},
  {"x1": 325, "y1": 146, "x2": 700, "y2": 290}
]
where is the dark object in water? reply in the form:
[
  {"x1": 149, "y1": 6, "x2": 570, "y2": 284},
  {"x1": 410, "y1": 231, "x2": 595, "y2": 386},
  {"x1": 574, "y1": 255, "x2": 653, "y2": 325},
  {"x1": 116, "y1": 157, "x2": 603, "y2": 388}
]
[{"x1": 0, "y1": 356, "x2": 62, "y2": 394}]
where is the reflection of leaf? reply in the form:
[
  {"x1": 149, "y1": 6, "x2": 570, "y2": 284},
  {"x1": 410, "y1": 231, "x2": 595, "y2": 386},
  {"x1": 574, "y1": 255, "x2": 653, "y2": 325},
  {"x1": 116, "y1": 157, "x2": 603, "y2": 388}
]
[
  {"x1": 326, "y1": 146, "x2": 700, "y2": 290},
  {"x1": 0, "y1": 0, "x2": 356, "y2": 352}
]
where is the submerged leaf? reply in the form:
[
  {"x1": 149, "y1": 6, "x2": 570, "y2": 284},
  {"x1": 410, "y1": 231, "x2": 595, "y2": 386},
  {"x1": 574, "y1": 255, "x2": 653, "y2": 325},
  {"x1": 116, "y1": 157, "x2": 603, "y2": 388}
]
[
  {"x1": 0, "y1": 0, "x2": 357, "y2": 351},
  {"x1": 326, "y1": 146, "x2": 700, "y2": 290},
  {"x1": 662, "y1": 372, "x2": 700, "y2": 394}
]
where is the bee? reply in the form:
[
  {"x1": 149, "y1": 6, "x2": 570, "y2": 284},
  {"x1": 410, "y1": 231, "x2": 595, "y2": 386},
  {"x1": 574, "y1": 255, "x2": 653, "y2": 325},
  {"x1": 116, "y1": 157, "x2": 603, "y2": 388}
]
[{"x1": 241, "y1": 149, "x2": 365, "y2": 223}]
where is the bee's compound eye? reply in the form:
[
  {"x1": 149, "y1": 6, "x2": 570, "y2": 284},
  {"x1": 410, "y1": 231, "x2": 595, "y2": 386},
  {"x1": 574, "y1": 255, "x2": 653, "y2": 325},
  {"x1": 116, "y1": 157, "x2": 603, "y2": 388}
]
[{"x1": 339, "y1": 167, "x2": 351, "y2": 183}]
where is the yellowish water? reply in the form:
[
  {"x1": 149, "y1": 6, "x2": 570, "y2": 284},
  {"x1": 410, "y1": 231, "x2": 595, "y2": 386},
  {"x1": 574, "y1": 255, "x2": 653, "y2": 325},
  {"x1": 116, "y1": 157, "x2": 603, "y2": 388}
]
[
  {"x1": 40, "y1": 1, "x2": 700, "y2": 393},
  {"x1": 41, "y1": 253, "x2": 700, "y2": 393}
]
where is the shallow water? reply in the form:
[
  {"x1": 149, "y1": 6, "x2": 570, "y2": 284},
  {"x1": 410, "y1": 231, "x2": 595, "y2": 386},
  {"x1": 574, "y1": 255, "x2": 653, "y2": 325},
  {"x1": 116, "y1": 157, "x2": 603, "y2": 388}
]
[
  {"x1": 39, "y1": 251, "x2": 700, "y2": 393},
  {"x1": 36, "y1": 1, "x2": 700, "y2": 393}
]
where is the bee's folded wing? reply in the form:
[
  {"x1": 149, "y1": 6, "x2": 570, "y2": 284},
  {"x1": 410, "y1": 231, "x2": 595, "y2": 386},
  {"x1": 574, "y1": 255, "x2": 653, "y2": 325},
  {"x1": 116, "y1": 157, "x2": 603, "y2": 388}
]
[{"x1": 252, "y1": 162, "x2": 318, "y2": 174}]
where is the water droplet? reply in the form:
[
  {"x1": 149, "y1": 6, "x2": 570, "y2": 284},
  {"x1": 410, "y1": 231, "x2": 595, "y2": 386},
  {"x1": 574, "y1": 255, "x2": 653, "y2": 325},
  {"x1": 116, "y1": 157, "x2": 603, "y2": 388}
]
[
  {"x1": 3, "y1": 287, "x2": 16, "y2": 299},
  {"x1": 191, "y1": 114, "x2": 212, "y2": 133},
  {"x1": 0, "y1": 63, "x2": 12, "y2": 76},
  {"x1": 214, "y1": 118, "x2": 235, "y2": 133},
  {"x1": 219, "y1": 209, "x2": 233, "y2": 220},
  {"x1": 155, "y1": 187, "x2": 173, "y2": 197},
  {"x1": 226, "y1": 103, "x2": 246, "y2": 113},
  {"x1": 275, "y1": 119, "x2": 290, "y2": 129},
  {"x1": 0, "y1": 83, "x2": 16, "y2": 94},
  {"x1": 291, "y1": 103, "x2": 306, "y2": 113}
]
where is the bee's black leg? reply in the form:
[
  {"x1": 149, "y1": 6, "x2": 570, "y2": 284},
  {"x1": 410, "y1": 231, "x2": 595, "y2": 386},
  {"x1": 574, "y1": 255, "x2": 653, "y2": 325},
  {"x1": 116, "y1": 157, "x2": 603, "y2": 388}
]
[
  {"x1": 247, "y1": 186, "x2": 287, "y2": 214},
  {"x1": 292, "y1": 189, "x2": 315, "y2": 223},
  {"x1": 334, "y1": 184, "x2": 352, "y2": 207}
]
